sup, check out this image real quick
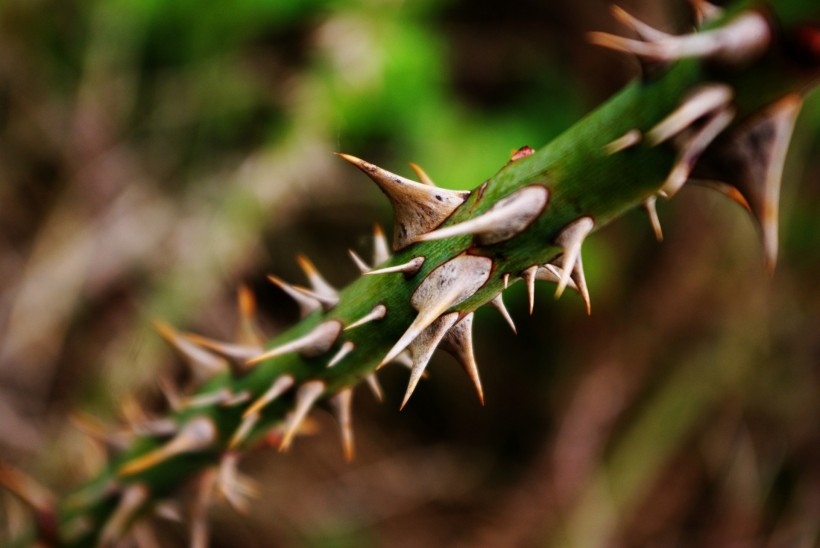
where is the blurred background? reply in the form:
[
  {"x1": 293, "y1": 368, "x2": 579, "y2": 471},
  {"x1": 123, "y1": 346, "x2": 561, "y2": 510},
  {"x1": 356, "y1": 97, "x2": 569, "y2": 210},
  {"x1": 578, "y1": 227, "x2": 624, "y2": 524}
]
[{"x1": 1, "y1": 0, "x2": 819, "y2": 546}]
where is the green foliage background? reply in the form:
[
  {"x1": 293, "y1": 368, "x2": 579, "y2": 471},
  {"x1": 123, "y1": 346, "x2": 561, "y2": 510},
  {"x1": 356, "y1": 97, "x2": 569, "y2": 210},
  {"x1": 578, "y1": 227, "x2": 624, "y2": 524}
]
[{"x1": 1, "y1": 0, "x2": 818, "y2": 545}]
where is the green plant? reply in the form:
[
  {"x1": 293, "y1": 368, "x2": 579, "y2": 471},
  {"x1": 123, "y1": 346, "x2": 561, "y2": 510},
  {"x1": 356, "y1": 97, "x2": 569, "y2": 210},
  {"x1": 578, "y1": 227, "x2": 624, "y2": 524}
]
[{"x1": 2, "y1": 1, "x2": 819, "y2": 545}]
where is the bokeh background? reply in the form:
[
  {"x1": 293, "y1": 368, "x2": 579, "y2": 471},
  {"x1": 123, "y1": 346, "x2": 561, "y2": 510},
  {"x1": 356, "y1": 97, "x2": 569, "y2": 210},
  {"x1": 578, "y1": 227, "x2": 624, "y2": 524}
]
[{"x1": 1, "y1": 0, "x2": 819, "y2": 546}]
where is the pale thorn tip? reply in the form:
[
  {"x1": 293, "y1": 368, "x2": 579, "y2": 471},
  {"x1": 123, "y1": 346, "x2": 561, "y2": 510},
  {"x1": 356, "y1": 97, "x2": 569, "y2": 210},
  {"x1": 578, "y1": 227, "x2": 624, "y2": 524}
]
[
  {"x1": 218, "y1": 453, "x2": 259, "y2": 514},
  {"x1": 522, "y1": 265, "x2": 538, "y2": 315},
  {"x1": 380, "y1": 255, "x2": 492, "y2": 368},
  {"x1": 183, "y1": 332, "x2": 261, "y2": 374},
  {"x1": 604, "y1": 129, "x2": 642, "y2": 155},
  {"x1": 441, "y1": 313, "x2": 484, "y2": 405},
  {"x1": 279, "y1": 381, "x2": 325, "y2": 452},
  {"x1": 296, "y1": 254, "x2": 338, "y2": 300},
  {"x1": 372, "y1": 224, "x2": 391, "y2": 265},
  {"x1": 414, "y1": 186, "x2": 548, "y2": 246},
  {"x1": 488, "y1": 294, "x2": 517, "y2": 334},
  {"x1": 364, "y1": 256, "x2": 425, "y2": 277},
  {"x1": 190, "y1": 468, "x2": 217, "y2": 548},
  {"x1": 267, "y1": 274, "x2": 323, "y2": 317},
  {"x1": 647, "y1": 84, "x2": 733, "y2": 146},
  {"x1": 401, "y1": 313, "x2": 460, "y2": 410},
  {"x1": 365, "y1": 374, "x2": 384, "y2": 403},
  {"x1": 327, "y1": 341, "x2": 355, "y2": 368},
  {"x1": 331, "y1": 389, "x2": 355, "y2": 462},
  {"x1": 503, "y1": 273, "x2": 510, "y2": 289},
  {"x1": 152, "y1": 319, "x2": 225, "y2": 379},
  {"x1": 99, "y1": 485, "x2": 149, "y2": 546},
  {"x1": 246, "y1": 321, "x2": 342, "y2": 365},
  {"x1": 243, "y1": 375, "x2": 295, "y2": 419},
  {"x1": 346, "y1": 304, "x2": 388, "y2": 331},
  {"x1": 336, "y1": 152, "x2": 470, "y2": 250},
  {"x1": 610, "y1": 5, "x2": 671, "y2": 42},
  {"x1": 228, "y1": 414, "x2": 259, "y2": 450},
  {"x1": 408, "y1": 162, "x2": 436, "y2": 186},
  {"x1": 555, "y1": 217, "x2": 594, "y2": 299},
  {"x1": 347, "y1": 249, "x2": 371, "y2": 273},
  {"x1": 119, "y1": 417, "x2": 217, "y2": 477},
  {"x1": 643, "y1": 196, "x2": 664, "y2": 242}
]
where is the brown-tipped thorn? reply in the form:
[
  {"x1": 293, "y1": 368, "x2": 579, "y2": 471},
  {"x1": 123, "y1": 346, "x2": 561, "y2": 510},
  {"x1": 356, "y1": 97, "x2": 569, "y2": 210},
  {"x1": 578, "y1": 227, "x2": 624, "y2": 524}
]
[
  {"x1": 414, "y1": 186, "x2": 548, "y2": 246},
  {"x1": 372, "y1": 224, "x2": 391, "y2": 265},
  {"x1": 152, "y1": 320, "x2": 225, "y2": 380},
  {"x1": 119, "y1": 418, "x2": 217, "y2": 477},
  {"x1": 488, "y1": 294, "x2": 517, "y2": 334},
  {"x1": 99, "y1": 485, "x2": 149, "y2": 546},
  {"x1": 279, "y1": 381, "x2": 325, "y2": 451},
  {"x1": 267, "y1": 274, "x2": 323, "y2": 317},
  {"x1": 522, "y1": 265, "x2": 538, "y2": 315},
  {"x1": 364, "y1": 257, "x2": 424, "y2": 277},
  {"x1": 401, "y1": 313, "x2": 460, "y2": 410},
  {"x1": 336, "y1": 153, "x2": 470, "y2": 250},
  {"x1": 246, "y1": 321, "x2": 342, "y2": 365},
  {"x1": 327, "y1": 341, "x2": 355, "y2": 368},
  {"x1": 365, "y1": 374, "x2": 384, "y2": 403},
  {"x1": 643, "y1": 196, "x2": 664, "y2": 242},
  {"x1": 510, "y1": 145, "x2": 535, "y2": 162},
  {"x1": 604, "y1": 129, "x2": 642, "y2": 155},
  {"x1": 348, "y1": 249, "x2": 371, "y2": 273},
  {"x1": 236, "y1": 285, "x2": 264, "y2": 346},
  {"x1": 243, "y1": 375, "x2": 295, "y2": 419},
  {"x1": 296, "y1": 254, "x2": 338, "y2": 300},
  {"x1": 331, "y1": 389, "x2": 355, "y2": 461},
  {"x1": 380, "y1": 255, "x2": 492, "y2": 368},
  {"x1": 555, "y1": 217, "x2": 594, "y2": 300},
  {"x1": 440, "y1": 313, "x2": 484, "y2": 405},
  {"x1": 346, "y1": 304, "x2": 387, "y2": 331},
  {"x1": 409, "y1": 162, "x2": 436, "y2": 186},
  {"x1": 184, "y1": 333, "x2": 261, "y2": 374}
]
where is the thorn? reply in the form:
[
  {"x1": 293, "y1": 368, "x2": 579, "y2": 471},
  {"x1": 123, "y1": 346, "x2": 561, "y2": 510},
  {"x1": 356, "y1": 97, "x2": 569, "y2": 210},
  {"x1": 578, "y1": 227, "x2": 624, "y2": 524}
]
[
  {"x1": 243, "y1": 375, "x2": 295, "y2": 419},
  {"x1": 690, "y1": 180, "x2": 751, "y2": 211},
  {"x1": 643, "y1": 196, "x2": 664, "y2": 241},
  {"x1": 0, "y1": 462, "x2": 55, "y2": 527},
  {"x1": 589, "y1": 12, "x2": 770, "y2": 65},
  {"x1": 365, "y1": 374, "x2": 384, "y2": 402},
  {"x1": 99, "y1": 485, "x2": 149, "y2": 546},
  {"x1": 279, "y1": 381, "x2": 325, "y2": 451},
  {"x1": 409, "y1": 162, "x2": 436, "y2": 186},
  {"x1": 610, "y1": 5, "x2": 671, "y2": 41},
  {"x1": 510, "y1": 145, "x2": 535, "y2": 162},
  {"x1": 545, "y1": 259, "x2": 590, "y2": 314},
  {"x1": 604, "y1": 129, "x2": 642, "y2": 155},
  {"x1": 267, "y1": 274, "x2": 323, "y2": 317},
  {"x1": 236, "y1": 285, "x2": 264, "y2": 346},
  {"x1": 246, "y1": 321, "x2": 342, "y2": 365},
  {"x1": 217, "y1": 453, "x2": 258, "y2": 514},
  {"x1": 157, "y1": 376, "x2": 182, "y2": 412},
  {"x1": 154, "y1": 500, "x2": 183, "y2": 522},
  {"x1": 503, "y1": 273, "x2": 510, "y2": 289},
  {"x1": 414, "y1": 186, "x2": 548, "y2": 246},
  {"x1": 555, "y1": 217, "x2": 595, "y2": 302},
  {"x1": 296, "y1": 255, "x2": 338, "y2": 301},
  {"x1": 152, "y1": 320, "x2": 225, "y2": 380},
  {"x1": 337, "y1": 153, "x2": 470, "y2": 250},
  {"x1": 327, "y1": 341, "x2": 355, "y2": 368},
  {"x1": 535, "y1": 264, "x2": 575, "y2": 290},
  {"x1": 331, "y1": 389, "x2": 355, "y2": 461},
  {"x1": 346, "y1": 304, "x2": 388, "y2": 331},
  {"x1": 372, "y1": 224, "x2": 391, "y2": 265},
  {"x1": 363, "y1": 256, "x2": 425, "y2": 277},
  {"x1": 661, "y1": 106, "x2": 735, "y2": 197},
  {"x1": 348, "y1": 249, "x2": 371, "y2": 273},
  {"x1": 440, "y1": 313, "x2": 484, "y2": 405},
  {"x1": 401, "y1": 313, "x2": 460, "y2": 410},
  {"x1": 647, "y1": 85, "x2": 733, "y2": 146},
  {"x1": 184, "y1": 333, "x2": 261, "y2": 374},
  {"x1": 488, "y1": 294, "x2": 517, "y2": 334},
  {"x1": 380, "y1": 254, "x2": 492, "y2": 367},
  {"x1": 228, "y1": 414, "x2": 258, "y2": 450},
  {"x1": 190, "y1": 468, "x2": 217, "y2": 548},
  {"x1": 522, "y1": 266, "x2": 538, "y2": 315},
  {"x1": 119, "y1": 418, "x2": 217, "y2": 476},
  {"x1": 184, "y1": 389, "x2": 246, "y2": 409}
]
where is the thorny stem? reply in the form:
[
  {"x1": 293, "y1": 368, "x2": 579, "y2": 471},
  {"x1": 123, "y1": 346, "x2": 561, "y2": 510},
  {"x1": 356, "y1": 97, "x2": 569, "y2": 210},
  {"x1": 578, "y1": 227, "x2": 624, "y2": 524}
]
[{"x1": 4, "y1": 1, "x2": 820, "y2": 545}]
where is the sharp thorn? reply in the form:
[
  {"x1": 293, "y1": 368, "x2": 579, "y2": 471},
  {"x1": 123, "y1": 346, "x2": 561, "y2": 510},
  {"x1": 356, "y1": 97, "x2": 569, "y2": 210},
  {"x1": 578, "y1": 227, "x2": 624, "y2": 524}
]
[
  {"x1": 236, "y1": 285, "x2": 265, "y2": 346},
  {"x1": 243, "y1": 375, "x2": 295, "y2": 419},
  {"x1": 327, "y1": 341, "x2": 355, "y2": 368},
  {"x1": 345, "y1": 304, "x2": 387, "y2": 331},
  {"x1": 522, "y1": 265, "x2": 537, "y2": 315},
  {"x1": 296, "y1": 254, "x2": 338, "y2": 300},
  {"x1": 365, "y1": 374, "x2": 384, "y2": 403},
  {"x1": 440, "y1": 313, "x2": 484, "y2": 405},
  {"x1": 267, "y1": 274, "x2": 323, "y2": 317},
  {"x1": 331, "y1": 389, "x2": 355, "y2": 462},
  {"x1": 604, "y1": 129, "x2": 642, "y2": 155},
  {"x1": 401, "y1": 313, "x2": 460, "y2": 410},
  {"x1": 610, "y1": 5, "x2": 671, "y2": 41},
  {"x1": 555, "y1": 217, "x2": 594, "y2": 299},
  {"x1": 363, "y1": 256, "x2": 425, "y2": 277},
  {"x1": 647, "y1": 84, "x2": 733, "y2": 146},
  {"x1": 408, "y1": 162, "x2": 436, "y2": 186},
  {"x1": 348, "y1": 249, "x2": 371, "y2": 273},
  {"x1": 372, "y1": 224, "x2": 391, "y2": 265},
  {"x1": 643, "y1": 196, "x2": 664, "y2": 242},
  {"x1": 152, "y1": 320, "x2": 225, "y2": 380},
  {"x1": 488, "y1": 294, "x2": 517, "y2": 334},
  {"x1": 247, "y1": 321, "x2": 342, "y2": 365},
  {"x1": 228, "y1": 414, "x2": 258, "y2": 450},
  {"x1": 184, "y1": 333, "x2": 261, "y2": 374},
  {"x1": 119, "y1": 418, "x2": 217, "y2": 476},
  {"x1": 279, "y1": 381, "x2": 325, "y2": 452},
  {"x1": 503, "y1": 273, "x2": 510, "y2": 289}
]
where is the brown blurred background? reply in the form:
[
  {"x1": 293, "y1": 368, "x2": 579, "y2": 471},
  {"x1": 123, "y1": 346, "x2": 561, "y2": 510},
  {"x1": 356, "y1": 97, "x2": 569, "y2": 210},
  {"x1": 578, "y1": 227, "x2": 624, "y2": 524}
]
[{"x1": 1, "y1": 0, "x2": 819, "y2": 546}]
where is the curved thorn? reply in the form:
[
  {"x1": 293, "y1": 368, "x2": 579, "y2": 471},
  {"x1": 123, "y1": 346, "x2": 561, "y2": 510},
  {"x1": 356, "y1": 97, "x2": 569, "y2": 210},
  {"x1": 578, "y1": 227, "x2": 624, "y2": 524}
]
[
  {"x1": 279, "y1": 381, "x2": 325, "y2": 452},
  {"x1": 643, "y1": 196, "x2": 664, "y2": 242},
  {"x1": 364, "y1": 257, "x2": 425, "y2": 277},
  {"x1": 346, "y1": 304, "x2": 387, "y2": 331},
  {"x1": 327, "y1": 341, "x2": 355, "y2": 368},
  {"x1": 247, "y1": 321, "x2": 342, "y2": 365}
]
